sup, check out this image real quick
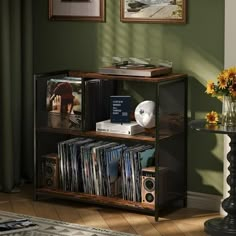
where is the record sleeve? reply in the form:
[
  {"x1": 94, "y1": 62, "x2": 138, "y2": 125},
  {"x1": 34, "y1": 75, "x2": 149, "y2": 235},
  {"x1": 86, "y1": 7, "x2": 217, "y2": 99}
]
[{"x1": 47, "y1": 77, "x2": 82, "y2": 129}]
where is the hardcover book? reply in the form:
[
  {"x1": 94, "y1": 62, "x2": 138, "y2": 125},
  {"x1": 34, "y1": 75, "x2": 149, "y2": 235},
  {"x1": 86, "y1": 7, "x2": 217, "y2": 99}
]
[{"x1": 110, "y1": 96, "x2": 131, "y2": 123}]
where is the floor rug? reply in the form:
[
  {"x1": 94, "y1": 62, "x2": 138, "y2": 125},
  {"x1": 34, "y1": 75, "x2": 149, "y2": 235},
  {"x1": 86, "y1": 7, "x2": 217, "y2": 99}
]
[{"x1": 0, "y1": 210, "x2": 139, "y2": 236}]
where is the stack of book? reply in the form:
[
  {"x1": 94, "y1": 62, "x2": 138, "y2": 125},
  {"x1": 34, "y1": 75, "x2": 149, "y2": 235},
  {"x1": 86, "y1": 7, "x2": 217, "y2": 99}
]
[{"x1": 96, "y1": 119, "x2": 145, "y2": 135}]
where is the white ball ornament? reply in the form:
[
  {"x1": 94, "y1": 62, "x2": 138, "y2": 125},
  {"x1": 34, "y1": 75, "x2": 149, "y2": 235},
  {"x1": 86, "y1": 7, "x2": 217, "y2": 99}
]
[{"x1": 134, "y1": 101, "x2": 155, "y2": 129}]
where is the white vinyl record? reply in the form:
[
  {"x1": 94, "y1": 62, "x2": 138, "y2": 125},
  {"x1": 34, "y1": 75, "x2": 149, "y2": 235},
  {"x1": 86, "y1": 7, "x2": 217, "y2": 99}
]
[{"x1": 134, "y1": 101, "x2": 155, "y2": 129}]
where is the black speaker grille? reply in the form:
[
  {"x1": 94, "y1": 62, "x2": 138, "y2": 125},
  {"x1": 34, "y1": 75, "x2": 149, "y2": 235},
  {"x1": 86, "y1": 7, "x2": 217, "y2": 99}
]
[{"x1": 144, "y1": 178, "x2": 155, "y2": 191}]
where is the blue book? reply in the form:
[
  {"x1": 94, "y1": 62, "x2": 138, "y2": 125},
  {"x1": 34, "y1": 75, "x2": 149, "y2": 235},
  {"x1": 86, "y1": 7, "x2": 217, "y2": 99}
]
[{"x1": 110, "y1": 96, "x2": 131, "y2": 123}]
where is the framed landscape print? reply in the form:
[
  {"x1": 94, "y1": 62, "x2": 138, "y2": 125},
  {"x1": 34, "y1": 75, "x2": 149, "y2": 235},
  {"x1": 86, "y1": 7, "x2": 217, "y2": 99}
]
[
  {"x1": 49, "y1": 0, "x2": 105, "y2": 21},
  {"x1": 120, "y1": 0, "x2": 186, "y2": 23}
]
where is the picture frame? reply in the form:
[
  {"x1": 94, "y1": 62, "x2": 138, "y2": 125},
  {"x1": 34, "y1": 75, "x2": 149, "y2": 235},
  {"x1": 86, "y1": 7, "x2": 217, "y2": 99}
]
[
  {"x1": 49, "y1": 0, "x2": 105, "y2": 22},
  {"x1": 120, "y1": 0, "x2": 186, "y2": 24}
]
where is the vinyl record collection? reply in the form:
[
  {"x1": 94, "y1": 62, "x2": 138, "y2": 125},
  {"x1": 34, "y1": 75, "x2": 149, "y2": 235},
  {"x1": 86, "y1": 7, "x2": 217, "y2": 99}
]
[
  {"x1": 56, "y1": 137, "x2": 155, "y2": 202},
  {"x1": 122, "y1": 145, "x2": 155, "y2": 202}
]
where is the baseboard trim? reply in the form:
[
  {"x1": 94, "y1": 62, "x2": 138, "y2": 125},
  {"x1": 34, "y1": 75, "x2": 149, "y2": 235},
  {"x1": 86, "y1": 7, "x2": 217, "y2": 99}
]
[{"x1": 187, "y1": 191, "x2": 222, "y2": 212}]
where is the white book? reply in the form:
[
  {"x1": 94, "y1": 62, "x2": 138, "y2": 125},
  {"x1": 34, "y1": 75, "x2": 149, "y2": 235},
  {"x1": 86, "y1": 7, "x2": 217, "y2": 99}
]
[{"x1": 96, "y1": 119, "x2": 145, "y2": 135}]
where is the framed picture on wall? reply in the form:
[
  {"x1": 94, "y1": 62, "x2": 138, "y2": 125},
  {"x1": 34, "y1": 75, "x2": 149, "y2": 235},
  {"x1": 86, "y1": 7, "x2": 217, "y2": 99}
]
[
  {"x1": 120, "y1": 0, "x2": 186, "y2": 23},
  {"x1": 49, "y1": 0, "x2": 105, "y2": 22}
]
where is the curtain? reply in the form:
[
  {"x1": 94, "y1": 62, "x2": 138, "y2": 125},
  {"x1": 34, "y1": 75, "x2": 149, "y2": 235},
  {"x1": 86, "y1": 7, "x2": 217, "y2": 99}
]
[{"x1": 0, "y1": 0, "x2": 33, "y2": 192}]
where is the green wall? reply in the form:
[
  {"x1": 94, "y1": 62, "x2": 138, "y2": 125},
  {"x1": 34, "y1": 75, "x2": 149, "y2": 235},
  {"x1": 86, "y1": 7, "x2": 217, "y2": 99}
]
[{"x1": 33, "y1": 0, "x2": 225, "y2": 195}]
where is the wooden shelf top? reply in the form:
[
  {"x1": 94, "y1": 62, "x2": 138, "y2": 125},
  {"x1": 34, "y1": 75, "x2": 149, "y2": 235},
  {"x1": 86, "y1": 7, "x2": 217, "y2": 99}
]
[
  {"x1": 69, "y1": 71, "x2": 187, "y2": 83},
  {"x1": 36, "y1": 127, "x2": 184, "y2": 142},
  {"x1": 37, "y1": 127, "x2": 156, "y2": 143}
]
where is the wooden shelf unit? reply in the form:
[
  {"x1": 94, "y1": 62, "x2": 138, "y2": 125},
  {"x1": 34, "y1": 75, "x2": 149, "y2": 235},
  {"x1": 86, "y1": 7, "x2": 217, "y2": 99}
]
[{"x1": 34, "y1": 70, "x2": 188, "y2": 221}]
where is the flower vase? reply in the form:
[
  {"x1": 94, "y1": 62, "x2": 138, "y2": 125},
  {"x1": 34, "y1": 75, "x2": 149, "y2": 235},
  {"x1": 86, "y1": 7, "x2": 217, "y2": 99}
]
[{"x1": 221, "y1": 95, "x2": 236, "y2": 126}]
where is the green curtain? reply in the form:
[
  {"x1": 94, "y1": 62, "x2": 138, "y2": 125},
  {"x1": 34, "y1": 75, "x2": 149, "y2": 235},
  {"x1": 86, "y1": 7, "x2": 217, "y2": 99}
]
[{"x1": 0, "y1": 0, "x2": 33, "y2": 192}]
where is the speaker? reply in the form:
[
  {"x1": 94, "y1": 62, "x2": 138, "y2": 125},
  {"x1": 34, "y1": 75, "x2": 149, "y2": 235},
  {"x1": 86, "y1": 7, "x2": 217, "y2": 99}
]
[
  {"x1": 141, "y1": 166, "x2": 168, "y2": 205},
  {"x1": 40, "y1": 153, "x2": 59, "y2": 189},
  {"x1": 142, "y1": 166, "x2": 155, "y2": 205}
]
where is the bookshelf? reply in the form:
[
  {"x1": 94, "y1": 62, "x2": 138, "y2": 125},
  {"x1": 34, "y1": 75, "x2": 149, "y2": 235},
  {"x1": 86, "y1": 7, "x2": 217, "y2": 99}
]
[{"x1": 34, "y1": 70, "x2": 188, "y2": 221}]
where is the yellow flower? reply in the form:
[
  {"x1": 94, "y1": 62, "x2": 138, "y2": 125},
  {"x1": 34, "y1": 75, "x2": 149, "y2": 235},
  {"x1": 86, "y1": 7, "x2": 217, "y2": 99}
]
[
  {"x1": 205, "y1": 80, "x2": 215, "y2": 94},
  {"x1": 206, "y1": 66, "x2": 236, "y2": 98},
  {"x1": 222, "y1": 69, "x2": 230, "y2": 78},
  {"x1": 228, "y1": 67, "x2": 236, "y2": 79},
  {"x1": 205, "y1": 111, "x2": 219, "y2": 124},
  {"x1": 217, "y1": 74, "x2": 228, "y2": 89}
]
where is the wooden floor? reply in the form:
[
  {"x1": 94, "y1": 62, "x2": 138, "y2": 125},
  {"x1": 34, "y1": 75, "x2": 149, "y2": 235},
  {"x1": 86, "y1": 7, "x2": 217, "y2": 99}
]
[{"x1": 0, "y1": 184, "x2": 220, "y2": 236}]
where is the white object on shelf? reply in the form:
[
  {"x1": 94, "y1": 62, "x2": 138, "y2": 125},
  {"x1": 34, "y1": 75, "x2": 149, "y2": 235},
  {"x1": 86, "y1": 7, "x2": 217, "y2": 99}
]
[
  {"x1": 134, "y1": 101, "x2": 155, "y2": 129},
  {"x1": 96, "y1": 119, "x2": 145, "y2": 135}
]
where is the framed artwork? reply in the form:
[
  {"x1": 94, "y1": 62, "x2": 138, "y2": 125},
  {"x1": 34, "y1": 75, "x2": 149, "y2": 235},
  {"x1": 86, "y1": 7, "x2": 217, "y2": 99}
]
[
  {"x1": 49, "y1": 0, "x2": 105, "y2": 21},
  {"x1": 120, "y1": 0, "x2": 186, "y2": 23}
]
